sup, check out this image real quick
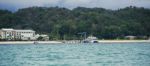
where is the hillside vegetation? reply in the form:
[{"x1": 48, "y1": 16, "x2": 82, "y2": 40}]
[{"x1": 0, "y1": 6, "x2": 150, "y2": 40}]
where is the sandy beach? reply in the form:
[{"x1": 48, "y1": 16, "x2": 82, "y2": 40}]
[
  {"x1": 0, "y1": 40, "x2": 150, "y2": 44},
  {"x1": 0, "y1": 41, "x2": 62, "y2": 44},
  {"x1": 98, "y1": 40, "x2": 150, "y2": 43}
]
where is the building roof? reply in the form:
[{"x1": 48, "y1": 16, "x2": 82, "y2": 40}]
[
  {"x1": 15, "y1": 30, "x2": 35, "y2": 32},
  {"x1": 125, "y1": 36, "x2": 136, "y2": 38},
  {"x1": 1, "y1": 28, "x2": 14, "y2": 31},
  {"x1": 0, "y1": 28, "x2": 35, "y2": 32}
]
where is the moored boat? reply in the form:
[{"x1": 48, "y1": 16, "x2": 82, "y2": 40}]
[{"x1": 83, "y1": 36, "x2": 99, "y2": 43}]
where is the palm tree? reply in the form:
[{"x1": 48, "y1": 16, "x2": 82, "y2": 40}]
[{"x1": 0, "y1": 35, "x2": 2, "y2": 40}]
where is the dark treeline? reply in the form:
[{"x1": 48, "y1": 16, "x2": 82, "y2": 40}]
[{"x1": 0, "y1": 6, "x2": 150, "y2": 40}]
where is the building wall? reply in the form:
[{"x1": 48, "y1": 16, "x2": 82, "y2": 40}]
[
  {"x1": 19, "y1": 32, "x2": 35, "y2": 40},
  {"x1": 0, "y1": 30, "x2": 15, "y2": 40},
  {"x1": 0, "y1": 29, "x2": 36, "y2": 40}
]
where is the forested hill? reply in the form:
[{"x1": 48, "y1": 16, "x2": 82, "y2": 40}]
[{"x1": 0, "y1": 6, "x2": 150, "y2": 40}]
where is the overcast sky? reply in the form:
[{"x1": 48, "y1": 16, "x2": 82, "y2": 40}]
[{"x1": 0, "y1": 0, "x2": 150, "y2": 11}]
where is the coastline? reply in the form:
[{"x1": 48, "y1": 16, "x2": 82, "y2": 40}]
[
  {"x1": 0, "y1": 41, "x2": 62, "y2": 44},
  {"x1": 0, "y1": 40, "x2": 150, "y2": 44},
  {"x1": 97, "y1": 40, "x2": 150, "y2": 43}
]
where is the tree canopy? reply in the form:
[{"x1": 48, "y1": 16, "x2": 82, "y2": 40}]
[{"x1": 0, "y1": 6, "x2": 150, "y2": 40}]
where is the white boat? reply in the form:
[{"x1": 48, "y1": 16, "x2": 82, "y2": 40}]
[{"x1": 83, "y1": 36, "x2": 99, "y2": 43}]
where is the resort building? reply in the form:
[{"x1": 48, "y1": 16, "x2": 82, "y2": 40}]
[{"x1": 0, "y1": 28, "x2": 36, "y2": 40}]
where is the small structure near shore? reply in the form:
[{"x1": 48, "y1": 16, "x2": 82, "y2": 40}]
[
  {"x1": 125, "y1": 36, "x2": 136, "y2": 40},
  {"x1": 35, "y1": 34, "x2": 49, "y2": 41},
  {"x1": 125, "y1": 35, "x2": 149, "y2": 40}
]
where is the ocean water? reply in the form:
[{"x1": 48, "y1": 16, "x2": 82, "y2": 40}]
[{"x1": 0, "y1": 43, "x2": 150, "y2": 66}]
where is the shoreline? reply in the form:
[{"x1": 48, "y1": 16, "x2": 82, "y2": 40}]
[
  {"x1": 0, "y1": 40, "x2": 150, "y2": 44},
  {"x1": 0, "y1": 41, "x2": 62, "y2": 44},
  {"x1": 97, "y1": 40, "x2": 150, "y2": 43}
]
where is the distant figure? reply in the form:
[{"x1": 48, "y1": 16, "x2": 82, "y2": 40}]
[{"x1": 34, "y1": 41, "x2": 38, "y2": 44}]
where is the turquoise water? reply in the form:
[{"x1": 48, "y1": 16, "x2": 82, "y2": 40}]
[{"x1": 0, "y1": 43, "x2": 150, "y2": 66}]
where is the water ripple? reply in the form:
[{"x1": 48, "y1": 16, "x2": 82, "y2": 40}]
[{"x1": 0, "y1": 43, "x2": 150, "y2": 66}]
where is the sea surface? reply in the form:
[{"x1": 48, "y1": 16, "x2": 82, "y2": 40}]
[{"x1": 0, "y1": 43, "x2": 150, "y2": 66}]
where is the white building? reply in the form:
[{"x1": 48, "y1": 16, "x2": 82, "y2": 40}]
[
  {"x1": 0, "y1": 28, "x2": 36, "y2": 40},
  {"x1": 0, "y1": 29, "x2": 15, "y2": 40}
]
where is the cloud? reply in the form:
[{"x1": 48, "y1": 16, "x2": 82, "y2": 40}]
[{"x1": 0, "y1": 0, "x2": 150, "y2": 11}]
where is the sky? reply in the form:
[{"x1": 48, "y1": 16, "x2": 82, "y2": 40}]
[{"x1": 0, "y1": 0, "x2": 150, "y2": 11}]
